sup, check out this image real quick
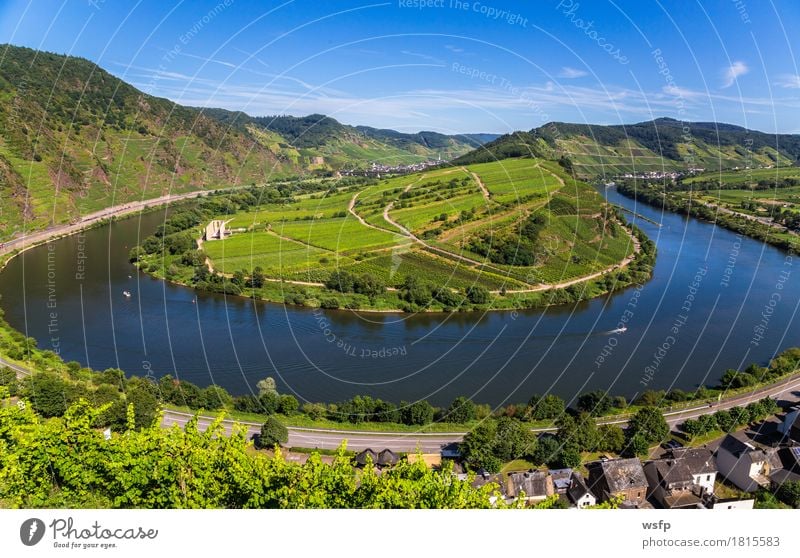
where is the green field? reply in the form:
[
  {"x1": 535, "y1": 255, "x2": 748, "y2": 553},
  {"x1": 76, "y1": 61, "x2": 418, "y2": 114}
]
[
  {"x1": 683, "y1": 166, "x2": 800, "y2": 186},
  {"x1": 186, "y1": 158, "x2": 641, "y2": 310}
]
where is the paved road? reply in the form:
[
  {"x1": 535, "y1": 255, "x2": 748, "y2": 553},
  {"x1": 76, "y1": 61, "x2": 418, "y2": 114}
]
[
  {"x1": 5, "y1": 342, "x2": 800, "y2": 453},
  {"x1": 707, "y1": 201, "x2": 798, "y2": 236},
  {"x1": 0, "y1": 187, "x2": 241, "y2": 260},
  {"x1": 160, "y1": 370, "x2": 800, "y2": 452}
]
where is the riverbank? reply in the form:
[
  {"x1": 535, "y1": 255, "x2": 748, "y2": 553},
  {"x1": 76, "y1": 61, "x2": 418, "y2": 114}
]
[
  {"x1": 133, "y1": 208, "x2": 654, "y2": 314},
  {"x1": 615, "y1": 182, "x2": 799, "y2": 253},
  {"x1": 0, "y1": 187, "x2": 242, "y2": 271}
]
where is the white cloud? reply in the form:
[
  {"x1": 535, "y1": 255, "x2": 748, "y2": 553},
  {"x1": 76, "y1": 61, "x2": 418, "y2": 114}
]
[
  {"x1": 558, "y1": 66, "x2": 588, "y2": 79},
  {"x1": 774, "y1": 73, "x2": 800, "y2": 89},
  {"x1": 722, "y1": 61, "x2": 748, "y2": 88}
]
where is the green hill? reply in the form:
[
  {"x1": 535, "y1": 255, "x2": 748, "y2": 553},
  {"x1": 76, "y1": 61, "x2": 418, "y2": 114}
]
[
  {"x1": 454, "y1": 118, "x2": 800, "y2": 177},
  {"x1": 0, "y1": 45, "x2": 490, "y2": 240}
]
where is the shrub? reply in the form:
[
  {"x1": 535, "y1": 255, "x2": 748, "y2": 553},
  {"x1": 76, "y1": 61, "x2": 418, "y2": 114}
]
[{"x1": 257, "y1": 417, "x2": 288, "y2": 448}]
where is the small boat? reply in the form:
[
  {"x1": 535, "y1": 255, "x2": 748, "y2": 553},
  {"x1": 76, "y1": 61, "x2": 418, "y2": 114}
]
[
  {"x1": 609, "y1": 326, "x2": 627, "y2": 334},
  {"x1": 123, "y1": 290, "x2": 132, "y2": 298}
]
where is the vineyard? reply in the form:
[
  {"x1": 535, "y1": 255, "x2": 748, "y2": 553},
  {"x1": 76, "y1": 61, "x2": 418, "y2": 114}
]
[{"x1": 183, "y1": 158, "x2": 639, "y2": 310}]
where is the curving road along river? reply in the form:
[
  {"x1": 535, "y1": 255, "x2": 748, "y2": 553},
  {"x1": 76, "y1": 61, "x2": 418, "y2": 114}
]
[{"x1": 160, "y1": 366, "x2": 800, "y2": 451}]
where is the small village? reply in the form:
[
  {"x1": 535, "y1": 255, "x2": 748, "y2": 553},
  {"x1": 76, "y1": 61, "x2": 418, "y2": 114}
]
[{"x1": 350, "y1": 405, "x2": 800, "y2": 509}]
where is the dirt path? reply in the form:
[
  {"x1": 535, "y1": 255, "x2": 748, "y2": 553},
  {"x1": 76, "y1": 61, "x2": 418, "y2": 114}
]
[
  {"x1": 494, "y1": 219, "x2": 641, "y2": 294},
  {"x1": 463, "y1": 167, "x2": 491, "y2": 200}
]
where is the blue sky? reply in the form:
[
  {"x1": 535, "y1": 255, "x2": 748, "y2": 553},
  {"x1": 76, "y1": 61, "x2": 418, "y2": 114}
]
[{"x1": 1, "y1": 0, "x2": 799, "y2": 134}]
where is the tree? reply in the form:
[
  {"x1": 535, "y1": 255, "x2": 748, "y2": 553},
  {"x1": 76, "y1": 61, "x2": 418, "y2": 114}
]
[
  {"x1": 401, "y1": 400, "x2": 434, "y2": 425},
  {"x1": 0, "y1": 367, "x2": 18, "y2": 396},
  {"x1": 492, "y1": 417, "x2": 537, "y2": 462},
  {"x1": 124, "y1": 378, "x2": 159, "y2": 428},
  {"x1": 257, "y1": 377, "x2": 278, "y2": 397},
  {"x1": 250, "y1": 266, "x2": 265, "y2": 289},
  {"x1": 527, "y1": 394, "x2": 565, "y2": 420},
  {"x1": 460, "y1": 421, "x2": 500, "y2": 472},
  {"x1": 23, "y1": 372, "x2": 69, "y2": 417},
  {"x1": 625, "y1": 407, "x2": 669, "y2": 454},
  {"x1": 775, "y1": 481, "x2": 800, "y2": 508},
  {"x1": 532, "y1": 435, "x2": 562, "y2": 467},
  {"x1": 446, "y1": 396, "x2": 477, "y2": 423},
  {"x1": 201, "y1": 385, "x2": 232, "y2": 411},
  {"x1": 278, "y1": 394, "x2": 299, "y2": 415},
  {"x1": 257, "y1": 416, "x2": 288, "y2": 448},
  {"x1": 596, "y1": 425, "x2": 625, "y2": 453},
  {"x1": 576, "y1": 390, "x2": 613, "y2": 416},
  {"x1": 465, "y1": 285, "x2": 490, "y2": 305}
]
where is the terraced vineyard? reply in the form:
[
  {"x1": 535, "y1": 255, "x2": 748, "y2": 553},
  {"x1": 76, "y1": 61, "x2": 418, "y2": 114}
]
[{"x1": 189, "y1": 158, "x2": 646, "y2": 311}]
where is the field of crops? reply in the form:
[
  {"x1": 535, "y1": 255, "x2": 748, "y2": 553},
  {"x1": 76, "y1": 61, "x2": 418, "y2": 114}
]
[
  {"x1": 467, "y1": 159, "x2": 561, "y2": 203},
  {"x1": 201, "y1": 158, "x2": 635, "y2": 303},
  {"x1": 683, "y1": 166, "x2": 800, "y2": 186},
  {"x1": 202, "y1": 231, "x2": 339, "y2": 275}
]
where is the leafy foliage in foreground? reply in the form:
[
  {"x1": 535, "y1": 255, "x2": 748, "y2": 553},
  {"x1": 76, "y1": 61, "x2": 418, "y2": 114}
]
[{"x1": 0, "y1": 400, "x2": 503, "y2": 509}]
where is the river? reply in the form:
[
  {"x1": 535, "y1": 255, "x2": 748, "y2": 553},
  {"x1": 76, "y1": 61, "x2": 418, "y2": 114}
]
[{"x1": 0, "y1": 188, "x2": 797, "y2": 407}]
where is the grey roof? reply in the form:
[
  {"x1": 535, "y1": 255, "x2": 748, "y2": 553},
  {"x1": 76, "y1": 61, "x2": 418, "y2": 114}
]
[
  {"x1": 471, "y1": 472, "x2": 507, "y2": 494},
  {"x1": 354, "y1": 448, "x2": 378, "y2": 466},
  {"x1": 718, "y1": 433, "x2": 770, "y2": 463},
  {"x1": 650, "y1": 448, "x2": 717, "y2": 486},
  {"x1": 770, "y1": 468, "x2": 800, "y2": 486},
  {"x1": 596, "y1": 458, "x2": 648, "y2": 493},
  {"x1": 377, "y1": 449, "x2": 399, "y2": 466},
  {"x1": 508, "y1": 470, "x2": 553, "y2": 498},
  {"x1": 567, "y1": 473, "x2": 592, "y2": 503},
  {"x1": 549, "y1": 468, "x2": 574, "y2": 492}
]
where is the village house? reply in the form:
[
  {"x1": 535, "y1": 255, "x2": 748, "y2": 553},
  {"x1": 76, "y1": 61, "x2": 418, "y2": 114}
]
[
  {"x1": 586, "y1": 458, "x2": 649, "y2": 508},
  {"x1": 566, "y1": 472, "x2": 596, "y2": 509},
  {"x1": 778, "y1": 406, "x2": 800, "y2": 443},
  {"x1": 548, "y1": 468, "x2": 574, "y2": 495},
  {"x1": 507, "y1": 470, "x2": 555, "y2": 505},
  {"x1": 769, "y1": 446, "x2": 800, "y2": 488},
  {"x1": 715, "y1": 433, "x2": 780, "y2": 492},
  {"x1": 644, "y1": 448, "x2": 717, "y2": 509}
]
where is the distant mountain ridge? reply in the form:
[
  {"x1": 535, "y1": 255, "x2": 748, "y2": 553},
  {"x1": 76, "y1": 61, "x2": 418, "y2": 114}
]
[
  {"x1": 0, "y1": 44, "x2": 493, "y2": 238},
  {"x1": 454, "y1": 117, "x2": 800, "y2": 177}
]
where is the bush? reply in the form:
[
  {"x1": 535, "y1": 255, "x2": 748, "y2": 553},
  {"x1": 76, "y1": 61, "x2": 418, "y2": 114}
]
[
  {"x1": 278, "y1": 394, "x2": 299, "y2": 415},
  {"x1": 23, "y1": 372, "x2": 70, "y2": 417},
  {"x1": 465, "y1": 285, "x2": 490, "y2": 305},
  {"x1": 445, "y1": 396, "x2": 477, "y2": 423},
  {"x1": 400, "y1": 400, "x2": 434, "y2": 425},
  {"x1": 257, "y1": 417, "x2": 288, "y2": 448},
  {"x1": 576, "y1": 390, "x2": 613, "y2": 416},
  {"x1": 320, "y1": 297, "x2": 340, "y2": 310}
]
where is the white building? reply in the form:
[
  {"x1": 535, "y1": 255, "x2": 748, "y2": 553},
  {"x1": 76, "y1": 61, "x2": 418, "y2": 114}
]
[{"x1": 715, "y1": 433, "x2": 779, "y2": 492}]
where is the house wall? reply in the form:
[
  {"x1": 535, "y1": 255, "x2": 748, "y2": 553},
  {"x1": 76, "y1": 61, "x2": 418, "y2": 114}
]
[
  {"x1": 612, "y1": 486, "x2": 647, "y2": 506},
  {"x1": 716, "y1": 449, "x2": 761, "y2": 492},
  {"x1": 577, "y1": 493, "x2": 596, "y2": 509},
  {"x1": 692, "y1": 472, "x2": 716, "y2": 494}
]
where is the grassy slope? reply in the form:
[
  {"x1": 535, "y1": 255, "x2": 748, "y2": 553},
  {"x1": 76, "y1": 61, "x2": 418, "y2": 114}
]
[{"x1": 201, "y1": 159, "x2": 634, "y2": 297}]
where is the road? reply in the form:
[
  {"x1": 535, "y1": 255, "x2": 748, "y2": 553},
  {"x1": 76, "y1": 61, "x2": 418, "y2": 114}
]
[
  {"x1": 5, "y1": 343, "x2": 800, "y2": 452},
  {"x1": 0, "y1": 187, "x2": 241, "y2": 260},
  {"x1": 161, "y1": 370, "x2": 800, "y2": 452},
  {"x1": 707, "y1": 201, "x2": 798, "y2": 236}
]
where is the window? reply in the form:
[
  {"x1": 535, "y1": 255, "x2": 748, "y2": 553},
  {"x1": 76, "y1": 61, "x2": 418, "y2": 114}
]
[{"x1": 706, "y1": 475, "x2": 711, "y2": 481}]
